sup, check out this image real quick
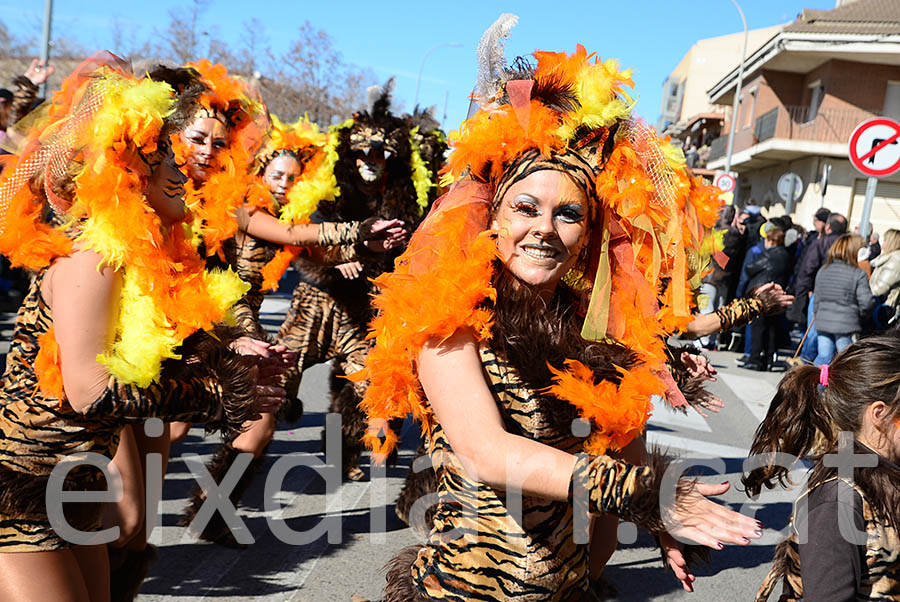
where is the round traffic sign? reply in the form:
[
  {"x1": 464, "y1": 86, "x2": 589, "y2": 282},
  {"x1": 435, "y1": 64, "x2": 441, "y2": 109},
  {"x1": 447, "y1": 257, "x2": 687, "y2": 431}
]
[
  {"x1": 848, "y1": 117, "x2": 900, "y2": 178},
  {"x1": 777, "y1": 172, "x2": 803, "y2": 203},
  {"x1": 714, "y1": 172, "x2": 736, "y2": 193}
]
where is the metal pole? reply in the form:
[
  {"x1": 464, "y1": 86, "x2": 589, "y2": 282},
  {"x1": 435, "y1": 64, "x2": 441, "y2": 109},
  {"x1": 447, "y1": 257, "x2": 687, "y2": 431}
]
[
  {"x1": 859, "y1": 176, "x2": 877, "y2": 239},
  {"x1": 441, "y1": 89, "x2": 449, "y2": 129},
  {"x1": 40, "y1": 0, "x2": 53, "y2": 98},
  {"x1": 786, "y1": 173, "x2": 796, "y2": 215},
  {"x1": 723, "y1": 0, "x2": 748, "y2": 174},
  {"x1": 414, "y1": 42, "x2": 462, "y2": 108}
]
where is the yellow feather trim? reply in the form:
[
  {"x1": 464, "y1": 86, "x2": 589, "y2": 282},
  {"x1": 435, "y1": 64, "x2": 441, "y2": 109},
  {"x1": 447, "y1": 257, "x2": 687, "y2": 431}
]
[{"x1": 408, "y1": 127, "x2": 433, "y2": 215}]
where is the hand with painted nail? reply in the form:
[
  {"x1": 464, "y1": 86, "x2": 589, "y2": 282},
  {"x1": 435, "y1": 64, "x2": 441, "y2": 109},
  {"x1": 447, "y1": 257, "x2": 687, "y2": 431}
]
[{"x1": 666, "y1": 481, "x2": 762, "y2": 555}]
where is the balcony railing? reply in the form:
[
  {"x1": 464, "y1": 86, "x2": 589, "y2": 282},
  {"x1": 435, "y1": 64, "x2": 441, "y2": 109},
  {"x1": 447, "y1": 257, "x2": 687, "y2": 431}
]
[
  {"x1": 755, "y1": 105, "x2": 874, "y2": 144},
  {"x1": 708, "y1": 105, "x2": 878, "y2": 163}
]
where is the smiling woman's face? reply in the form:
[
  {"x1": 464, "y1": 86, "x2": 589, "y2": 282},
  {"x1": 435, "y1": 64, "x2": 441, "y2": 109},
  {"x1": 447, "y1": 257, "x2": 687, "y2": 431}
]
[
  {"x1": 178, "y1": 116, "x2": 228, "y2": 183},
  {"x1": 490, "y1": 169, "x2": 590, "y2": 294}
]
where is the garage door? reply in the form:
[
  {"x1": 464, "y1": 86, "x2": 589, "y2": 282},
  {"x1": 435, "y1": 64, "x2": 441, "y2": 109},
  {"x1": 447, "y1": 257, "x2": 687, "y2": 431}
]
[{"x1": 851, "y1": 179, "x2": 900, "y2": 235}]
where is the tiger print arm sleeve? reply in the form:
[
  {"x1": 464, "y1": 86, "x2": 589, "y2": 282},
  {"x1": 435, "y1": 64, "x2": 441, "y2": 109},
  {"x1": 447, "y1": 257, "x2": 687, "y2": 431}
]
[
  {"x1": 82, "y1": 346, "x2": 258, "y2": 439},
  {"x1": 713, "y1": 296, "x2": 764, "y2": 332},
  {"x1": 317, "y1": 221, "x2": 361, "y2": 247},
  {"x1": 306, "y1": 243, "x2": 358, "y2": 266},
  {"x1": 572, "y1": 447, "x2": 686, "y2": 535},
  {"x1": 230, "y1": 296, "x2": 268, "y2": 340}
]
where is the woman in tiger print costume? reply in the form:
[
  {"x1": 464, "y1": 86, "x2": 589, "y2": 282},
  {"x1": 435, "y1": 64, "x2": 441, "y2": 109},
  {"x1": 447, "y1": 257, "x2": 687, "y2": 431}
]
[
  {"x1": 0, "y1": 54, "x2": 279, "y2": 602},
  {"x1": 173, "y1": 108, "x2": 407, "y2": 547},
  {"x1": 744, "y1": 335, "x2": 900, "y2": 601},
  {"x1": 357, "y1": 19, "x2": 763, "y2": 601}
]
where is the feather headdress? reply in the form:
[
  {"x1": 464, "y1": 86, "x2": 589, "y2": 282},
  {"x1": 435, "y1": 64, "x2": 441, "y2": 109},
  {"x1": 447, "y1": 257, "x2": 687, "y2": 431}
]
[
  {"x1": 357, "y1": 18, "x2": 721, "y2": 457},
  {"x1": 251, "y1": 115, "x2": 342, "y2": 291},
  {"x1": 172, "y1": 59, "x2": 268, "y2": 258},
  {"x1": 0, "y1": 52, "x2": 247, "y2": 392}
]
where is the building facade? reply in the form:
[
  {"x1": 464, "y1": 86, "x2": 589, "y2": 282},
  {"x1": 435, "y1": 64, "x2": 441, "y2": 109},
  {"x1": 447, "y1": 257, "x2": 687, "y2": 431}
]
[{"x1": 705, "y1": 0, "x2": 900, "y2": 234}]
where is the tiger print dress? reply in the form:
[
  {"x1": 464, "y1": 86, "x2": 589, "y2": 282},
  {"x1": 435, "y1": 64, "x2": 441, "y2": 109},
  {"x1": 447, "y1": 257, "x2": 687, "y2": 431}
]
[
  {"x1": 388, "y1": 345, "x2": 636, "y2": 602},
  {"x1": 0, "y1": 271, "x2": 245, "y2": 551}
]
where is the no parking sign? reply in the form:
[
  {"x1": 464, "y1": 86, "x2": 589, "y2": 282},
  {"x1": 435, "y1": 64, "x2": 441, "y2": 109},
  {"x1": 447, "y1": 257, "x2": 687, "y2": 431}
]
[
  {"x1": 849, "y1": 118, "x2": 900, "y2": 178},
  {"x1": 847, "y1": 117, "x2": 900, "y2": 236}
]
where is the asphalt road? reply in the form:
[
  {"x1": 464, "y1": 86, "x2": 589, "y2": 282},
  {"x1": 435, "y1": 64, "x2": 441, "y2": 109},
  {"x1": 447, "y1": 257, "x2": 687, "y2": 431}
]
[{"x1": 0, "y1": 287, "x2": 800, "y2": 602}]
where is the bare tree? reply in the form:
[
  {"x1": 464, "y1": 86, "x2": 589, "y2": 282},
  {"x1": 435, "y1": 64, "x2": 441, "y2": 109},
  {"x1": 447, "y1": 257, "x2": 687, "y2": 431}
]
[
  {"x1": 157, "y1": 0, "x2": 210, "y2": 64},
  {"x1": 0, "y1": 21, "x2": 35, "y2": 56},
  {"x1": 0, "y1": 11, "x2": 376, "y2": 128}
]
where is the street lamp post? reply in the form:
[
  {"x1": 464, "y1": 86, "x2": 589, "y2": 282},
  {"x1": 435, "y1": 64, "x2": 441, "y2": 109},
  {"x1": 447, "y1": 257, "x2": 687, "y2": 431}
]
[
  {"x1": 40, "y1": 0, "x2": 54, "y2": 97},
  {"x1": 414, "y1": 42, "x2": 462, "y2": 108},
  {"x1": 724, "y1": 0, "x2": 748, "y2": 175}
]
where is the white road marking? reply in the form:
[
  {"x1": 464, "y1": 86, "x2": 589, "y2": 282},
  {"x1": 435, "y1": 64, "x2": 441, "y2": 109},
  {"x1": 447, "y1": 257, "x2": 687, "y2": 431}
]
[
  {"x1": 648, "y1": 395, "x2": 712, "y2": 432},
  {"x1": 646, "y1": 431, "x2": 749, "y2": 459},
  {"x1": 717, "y1": 372, "x2": 777, "y2": 422}
]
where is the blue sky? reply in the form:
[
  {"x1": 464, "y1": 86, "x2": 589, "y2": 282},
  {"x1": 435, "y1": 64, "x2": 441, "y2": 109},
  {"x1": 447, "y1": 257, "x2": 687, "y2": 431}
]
[{"x1": 4, "y1": 0, "x2": 835, "y2": 132}]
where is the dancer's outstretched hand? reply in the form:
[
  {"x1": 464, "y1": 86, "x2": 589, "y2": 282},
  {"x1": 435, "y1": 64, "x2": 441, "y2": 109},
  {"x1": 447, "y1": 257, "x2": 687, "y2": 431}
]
[
  {"x1": 666, "y1": 481, "x2": 762, "y2": 551},
  {"x1": 753, "y1": 282, "x2": 794, "y2": 315},
  {"x1": 336, "y1": 261, "x2": 363, "y2": 279},
  {"x1": 681, "y1": 352, "x2": 717, "y2": 381},
  {"x1": 232, "y1": 336, "x2": 274, "y2": 357},
  {"x1": 25, "y1": 58, "x2": 55, "y2": 86},
  {"x1": 363, "y1": 218, "x2": 407, "y2": 252},
  {"x1": 248, "y1": 364, "x2": 285, "y2": 414}
]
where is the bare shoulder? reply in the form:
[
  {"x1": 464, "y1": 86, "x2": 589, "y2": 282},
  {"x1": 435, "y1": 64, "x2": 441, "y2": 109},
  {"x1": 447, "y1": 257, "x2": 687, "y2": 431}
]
[{"x1": 44, "y1": 247, "x2": 118, "y2": 312}]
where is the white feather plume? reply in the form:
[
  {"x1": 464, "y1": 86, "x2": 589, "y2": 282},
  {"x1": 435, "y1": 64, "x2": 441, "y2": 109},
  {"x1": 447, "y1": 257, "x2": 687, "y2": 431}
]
[{"x1": 475, "y1": 13, "x2": 519, "y2": 104}]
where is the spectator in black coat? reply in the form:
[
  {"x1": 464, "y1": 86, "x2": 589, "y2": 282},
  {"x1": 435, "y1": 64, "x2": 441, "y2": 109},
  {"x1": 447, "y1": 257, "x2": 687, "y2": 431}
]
[
  {"x1": 740, "y1": 201, "x2": 766, "y2": 255},
  {"x1": 742, "y1": 227, "x2": 792, "y2": 371},
  {"x1": 794, "y1": 212, "x2": 848, "y2": 297}
]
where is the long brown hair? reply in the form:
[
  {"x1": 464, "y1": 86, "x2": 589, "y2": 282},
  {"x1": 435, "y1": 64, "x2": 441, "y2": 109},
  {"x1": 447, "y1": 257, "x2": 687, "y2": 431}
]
[
  {"x1": 825, "y1": 233, "x2": 864, "y2": 267},
  {"x1": 743, "y1": 334, "x2": 900, "y2": 497}
]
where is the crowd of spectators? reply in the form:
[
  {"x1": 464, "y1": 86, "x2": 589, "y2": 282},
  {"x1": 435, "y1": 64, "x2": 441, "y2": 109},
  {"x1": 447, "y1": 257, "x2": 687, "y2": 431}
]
[{"x1": 698, "y1": 198, "x2": 900, "y2": 371}]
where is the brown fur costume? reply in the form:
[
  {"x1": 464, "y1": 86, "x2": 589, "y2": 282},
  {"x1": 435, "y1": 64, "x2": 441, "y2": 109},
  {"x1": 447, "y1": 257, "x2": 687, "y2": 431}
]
[{"x1": 276, "y1": 80, "x2": 441, "y2": 479}]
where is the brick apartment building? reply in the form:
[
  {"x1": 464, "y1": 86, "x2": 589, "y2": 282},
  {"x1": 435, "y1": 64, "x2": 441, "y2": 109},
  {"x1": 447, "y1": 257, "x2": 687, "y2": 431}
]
[{"x1": 704, "y1": 0, "x2": 900, "y2": 234}]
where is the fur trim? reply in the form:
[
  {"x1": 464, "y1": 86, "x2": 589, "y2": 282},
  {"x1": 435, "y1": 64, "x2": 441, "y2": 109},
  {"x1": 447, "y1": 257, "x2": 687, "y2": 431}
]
[
  {"x1": 208, "y1": 348, "x2": 259, "y2": 439},
  {"x1": 757, "y1": 540, "x2": 793, "y2": 602},
  {"x1": 324, "y1": 371, "x2": 368, "y2": 478},
  {"x1": 180, "y1": 444, "x2": 266, "y2": 547},
  {"x1": 173, "y1": 325, "x2": 260, "y2": 439},
  {"x1": 383, "y1": 545, "x2": 429, "y2": 602},
  {"x1": 666, "y1": 344, "x2": 709, "y2": 413},
  {"x1": 109, "y1": 544, "x2": 158, "y2": 602},
  {"x1": 180, "y1": 443, "x2": 240, "y2": 528},
  {"x1": 625, "y1": 447, "x2": 696, "y2": 535},
  {"x1": 490, "y1": 267, "x2": 640, "y2": 444}
]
